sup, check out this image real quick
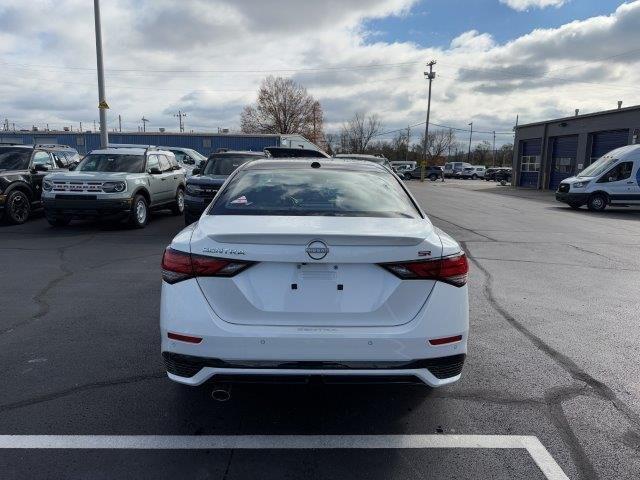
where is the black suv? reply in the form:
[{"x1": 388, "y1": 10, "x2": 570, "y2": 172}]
[
  {"x1": 0, "y1": 144, "x2": 81, "y2": 224},
  {"x1": 184, "y1": 151, "x2": 267, "y2": 225}
]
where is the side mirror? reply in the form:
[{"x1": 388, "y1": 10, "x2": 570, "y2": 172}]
[
  {"x1": 149, "y1": 167, "x2": 162, "y2": 175},
  {"x1": 33, "y1": 164, "x2": 49, "y2": 172},
  {"x1": 192, "y1": 168, "x2": 200, "y2": 175}
]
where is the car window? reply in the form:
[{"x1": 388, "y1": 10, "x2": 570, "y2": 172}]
[
  {"x1": 53, "y1": 152, "x2": 68, "y2": 168},
  {"x1": 167, "y1": 155, "x2": 179, "y2": 169},
  {"x1": 204, "y1": 155, "x2": 261, "y2": 176},
  {"x1": 147, "y1": 155, "x2": 160, "y2": 172},
  {"x1": 33, "y1": 151, "x2": 54, "y2": 168},
  {"x1": 78, "y1": 154, "x2": 145, "y2": 173},
  {"x1": 0, "y1": 147, "x2": 32, "y2": 170},
  {"x1": 171, "y1": 151, "x2": 186, "y2": 162},
  {"x1": 211, "y1": 168, "x2": 421, "y2": 218},
  {"x1": 158, "y1": 155, "x2": 171, "y2": 172},
  {"x1": 597, "y1": 161, "x2": 633, "y2": 183}
]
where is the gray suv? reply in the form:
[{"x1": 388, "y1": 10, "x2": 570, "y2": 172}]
[{"x1": 42, "y1": 146, "x2": 186, "y2": 228}]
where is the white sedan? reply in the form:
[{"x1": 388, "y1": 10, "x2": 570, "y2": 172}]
[{"x1": 160, "y1": 159, "x2": 469, "y2": 388}]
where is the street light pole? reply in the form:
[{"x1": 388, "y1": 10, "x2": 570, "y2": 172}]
[
  {"x1": 467, "y1": 122, "x2": 473, "y2": 163},
  {"x1": 93, "y1": 0, "x2": 109, "y2": 148},
  {"x1": 421, "y1": 60, "x2": 436, "y2": 182}
]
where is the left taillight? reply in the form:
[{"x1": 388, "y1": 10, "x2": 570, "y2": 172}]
[
  {"x1": 380, "y1": 253, "x2": 469, "y2": 287},
  {"x1": 161, "y1": 247, "x2": 255, "y2": 284}
]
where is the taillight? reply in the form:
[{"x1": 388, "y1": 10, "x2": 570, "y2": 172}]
[
  {"x1": 161, "y1": 247, "x2": 255, "y2": 284},
  {"x1": 380, "y1": 253, "x2": 468, "y2": 287}
]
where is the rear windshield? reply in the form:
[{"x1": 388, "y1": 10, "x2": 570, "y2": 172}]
[
  {"x1": 210, "y1": 169, "x2": 421, "y2": 218},
  {"x1": 204, "y1": 155, "x2": 262, "y2": 176},
  {"x1": 77, "y1": 154, "x2": 145, "y2": 173},
  {"x1": 0, "y1": 147, "x2": 31, "y2": 170}
]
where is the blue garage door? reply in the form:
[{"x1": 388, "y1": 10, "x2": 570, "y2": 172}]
[
  {"x1": 590, "y1": 129, "x2": 629, "y2": 163},
  {"x1": 519, "y1": 139, "x2": 541, "y2": 188},
  {"x1": 548, "y1": 135, "x2": 578, "y2": 191}
]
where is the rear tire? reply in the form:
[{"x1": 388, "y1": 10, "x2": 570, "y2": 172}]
[
  {"x1": 4, "y1": 190, "x2": 31, "y2": 225},
  {"x1": 171, "y1": 188, "x2": 185, "y2": 216},
  {"x1": 128, "y1": 194, "x2": 148, "y2": 228},
  {"x1": 472, "y1": 174, "x2": 477, "y2": 180},
  {"x1": 587, "y1": 193, "x2": 607, "y2": 212},
  {"x1": 429, "y1": 174, "x2": 438, "y2": 181}
]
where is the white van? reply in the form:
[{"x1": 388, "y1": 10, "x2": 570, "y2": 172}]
[{"x1": 555, "y1": 145, "x2": 640, "y2": 211}]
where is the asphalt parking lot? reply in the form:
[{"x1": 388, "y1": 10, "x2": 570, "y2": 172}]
[{"x1": 1, "y1": 180, "x2": 639, "y2": 479}]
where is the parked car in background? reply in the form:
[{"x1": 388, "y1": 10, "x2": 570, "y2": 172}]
[
  {"x1": 460, "y1": 166, "x2": 486, "y2": 179},
  {"x1": 485, "y1": 167, "x2": 510, "y2": 181},
  {"x1": 390, "y1": 161, "x2": 417, "y2": 177},
  {"x1": 555, "y1": 145, "x2": 640, "y2": 211},
  {"x1": 184, "y1": 150, "x2": 266, "y2": 225},
  {"x1": 334, "y1": 153, "x2": 393, "y2": 171},
  {"x1": 160, "y1": 158, "x2": 469, "y2": 388},
  {"x1": 444, "y1": 162, "x2": 472, "y2": 178},
  {"x1": 160, "y1": 147, "x2": 207, "y2": 177},
  {"x1": 42, "y1": 146, "x2": 185, "y2": 228},
  {"x1": 494, "y1": 168, "x2": 512, "y2": 185},
  {"x1": 265, "y1": 147, "x2": 330, "y2": 158},
  {"x1": 0, "y1": 143, "x2": 80, "y2": 224},
  {"x1": 404, "y1": 165, "x2": 443, "y2": 181}
]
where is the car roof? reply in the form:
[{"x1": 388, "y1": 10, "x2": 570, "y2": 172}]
[
  {"x1": 211, "y1": 150, "x2": 266, "y2": 156},
  {"x1": 241, "y1": 158, "x2": 390, "y2": 173},
  {"x1": 90, "y1": 147, "x2": 172, "y2": 155},
  {"x1": 335, "y1": 154, "x2": 387, "y2": 160}
]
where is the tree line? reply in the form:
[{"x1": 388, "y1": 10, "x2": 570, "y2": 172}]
[{"x1": 240, "y1": 76, "x2": 513, "y2": 166}]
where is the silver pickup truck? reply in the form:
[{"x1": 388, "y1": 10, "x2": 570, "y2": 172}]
[{"x1": 42, "y1": 146, "x2": 185, "y2": 228}]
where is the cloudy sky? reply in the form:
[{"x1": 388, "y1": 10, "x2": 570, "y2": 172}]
[{"x1": 1, "y1": 0, "x2": 639, "y2": 147}]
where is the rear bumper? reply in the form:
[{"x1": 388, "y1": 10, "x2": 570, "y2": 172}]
[
  {"x1": 160, "y1": 279, "x2": 469, "y2": 388},
  {"x1": 555, "y1": 192, "x2": 589, "y2": 205},
  {"x1": 43, "y1": 196, "x2": 132, "y2": 216},
  {"x1": 163, "y1": 352, "x2": 465, "y2": 386}
]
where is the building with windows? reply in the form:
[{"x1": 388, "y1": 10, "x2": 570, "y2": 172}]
[
  {"x1": 512, "y1": 105, "x2": 640, "y2": 190},
  {"x1": 0, "y1": 131, "x2": 318, "y2": 156}
]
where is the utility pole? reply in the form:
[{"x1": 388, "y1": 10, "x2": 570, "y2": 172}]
[
  {"x1": 492, "y1": 131, "x2": 496, "y2": 166},
  {"x1": 80, "y1": 122, "x2": 83, "y2": 132},
  {"x1": 467, "y1": 122, "x2": 473, "y2": 163},
  {"x1": 141, "y1": 116, "x2": 149, "y2": 132},
  {"x1": 175, "y1": 110, "x2": 187, "y2": 133},
  {"x1": 421, "y1": 60, "x2": 436, "y2": 182},
  {"x1": 448, "y1": 128, "x2": 452, "y2": 158},
  {"x1": 93, "y1": 0, "x2": 109, "y2": 148},
  {"x1": 406, "y1": 125, "x2": 411, "y2": 162},
  {"x1": 93, "y1": 120, "x2": 97, "y2": 132},
  {"x1": 118, "y1": 114, "x2": 122, "y2": 132}
]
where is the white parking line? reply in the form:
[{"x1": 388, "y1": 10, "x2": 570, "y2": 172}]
[{"x1": 0, "y1": 434, "x2": 568, "y2": 480}]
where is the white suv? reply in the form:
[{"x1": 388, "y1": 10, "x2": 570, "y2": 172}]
[
  {"x1": 460, "y1": 166, "x2": 486, "y2": 179},
  {"x1": 160, "y1": 158, "x2": 469, "y2": 388}
]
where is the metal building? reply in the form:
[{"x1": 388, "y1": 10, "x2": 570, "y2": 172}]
[
  {"x1": 512, "y1": 105, "x2": 640, "y2": 190},
  {"x1": 0, "y1": 131, "x2": 317, "y2": 156}
]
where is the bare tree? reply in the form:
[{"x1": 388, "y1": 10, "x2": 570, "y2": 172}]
[
  {"x1": 240, "y1": 76, "x2": 324, "y2": 143},
  {"x1": 419, "y1": 129, "x2": 456, "y2": 164},
  {"x1": 340, "y1": 113, "x2": 383, "y2": 153},
  {"x1": 472, "y1": 140, "x2": 492, "y2": 165}
]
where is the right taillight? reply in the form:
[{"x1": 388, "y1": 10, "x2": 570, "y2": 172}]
[
  {"x1": 380, "y1": 253, "x2": 468, "y2": 287},
  {"x1": 161, "y1": 247, "x2": 255, "y2": 284}
]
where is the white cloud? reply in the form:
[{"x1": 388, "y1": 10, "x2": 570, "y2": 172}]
[
  {"x1": 0, "y1": 0, "x2": 639, "y2": 146},
  {"x1": 500, "y1": 0, "x2": 567, "y2": 12}
]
